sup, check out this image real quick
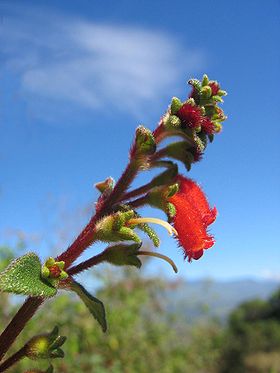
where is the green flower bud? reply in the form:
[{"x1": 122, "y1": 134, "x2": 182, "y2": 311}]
[
  {"x1": 95, "y1": 177, "x2": 115, "y2": 193},
  {"x1": 214, "y1": 122, "x2": 223, "y2": 132},
  {"x1": 212, "y1": 95, "x2": 224, "y2": 103},
  {"x1": 41, "y1": 257, "x2": 68, "y2": 286},
  {"x1": 200, "y1": 86, "x2": 212, "y2": 99},
  {"x1": 133, "y1": 126, "x2": 156, "y2": 157},
  {"x1": 103, "y1": 243, "x2": 142, "y2": 268},
  {"x1": 25, "y1": 326, "x2": 66, "y2": 360},
  {"x1": 163, "y1": 114, "x2": 181, "y2": 130},
  {"x1": 170, "y1": 97, "x2": 183, "y2": 114},
  {"x1": 188, "y1": 78, "x2": 201, "y2": 91},
  {"x1": 95, "y1": 212, "x2": 141, "y2": 244},
  {"x1": 186, "y1": 98, "x2": 196, "y2": 106},
  {"x1": 201, "y1": 74, "x2": 209, "y2": 86},
  {"x1": 217, "y1": 89, "x2": 227, "y2": 96}
]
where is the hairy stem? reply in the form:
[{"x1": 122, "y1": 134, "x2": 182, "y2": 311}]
[
  {"x1": 0, "y1": 345, "x2": 26, "y2": 372},
  {"x1": 0, "y1": 159, "x2": 140, "y2": 359},
  {"x1": 0, "y1": 297, "x2": 43, "y2": 362},
  {"x1": 101, "y1": 160, "x2": 139, "y2": 214},
  {"x1": 121, "y1": 181, "x2": 153, "y2": 201},
  {"x1": 57, "y1": 159, "x2": 139, "y2": 268},
  {"x1": 127, "y1": 195, "x2": 149, "y2": 209},
  {"x1": 67, "y1": 252, "x2": 106, "y2": 276},
  {"x1": 0, "y1": 134, "x2": 148, "y2": 359},
  {"x1": 150, "y1": 147, "x2": 168, "y2": 162}
]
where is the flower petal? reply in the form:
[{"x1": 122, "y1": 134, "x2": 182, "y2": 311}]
[{"x1": 169, "y1": 175, "x2": 217, "y2": 261}]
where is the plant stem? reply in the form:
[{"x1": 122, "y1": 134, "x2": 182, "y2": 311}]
[
  {"x1": 57, "y1": 159, "x2": 139, "y2": 268},
  {"x1": 0, "y1": 345, "x2": 26, "y2": 372},
  {"x1": 0, "y1": 158, "x2": 139, "y2": 359},
  {"x1": 150, "y1": 147, "x2": 168, "y2": 162},
  {"x1": 128, "y1": 195, "x2": 149, "y2": 209},
  {"x1": 101, "y1": 160, "x2": 139, "y2": 214},
  {"x1": 67, "y1": 252, "x2": 106, "y2": 276},
  {"x1": 121, "y1": 181, "x2": 153, "y2": 201},
  {"x1": 152, "y1": 118, "x2": 165, "y2": 143},
  {"x1": 0, "y1": 297, "x2": 43, "y2": 362},
  {"x1": 0, "y1": 135, "x2": 144, "y2": 359}
]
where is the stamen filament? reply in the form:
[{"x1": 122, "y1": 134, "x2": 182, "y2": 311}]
[
  {"x1": 138, "y1": 251, "x2": 178, "y2": 273},
  {"x1": 128, "y1": 217, "x2": 178, "y2": 237}
]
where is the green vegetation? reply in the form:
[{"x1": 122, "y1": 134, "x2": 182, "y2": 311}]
[
  {"x1": 221, "y1": 290, "x2": 280, "y2": 373},
  {"x1": 1, "y1": 246, "x2": 280, "y2": 372}
]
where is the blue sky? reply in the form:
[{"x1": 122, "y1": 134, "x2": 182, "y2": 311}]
[{"x1": 0, "y1": 0, "x2": 279, "y2": 280}]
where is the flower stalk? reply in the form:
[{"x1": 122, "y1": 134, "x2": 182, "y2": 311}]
[
  {"x1": 0, "y1": 345, "x2": 26, "y2": 372},
  {"x1": 0, "y1": 74, "x2": 228, "y2": 370}
]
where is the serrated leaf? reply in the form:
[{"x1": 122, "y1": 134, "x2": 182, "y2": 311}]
[
  {"x1": 0, "y1": 253, "x2": 57, "y2": 297},
  {"x1": 71, "y1": 281, "x2": 107, "y2": 332}
]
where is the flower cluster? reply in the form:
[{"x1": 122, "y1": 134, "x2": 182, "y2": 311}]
[
  {"x1": 70, "y1": 74, "x2": 227, "y2": 271},
  {"x1": 0, "y1": 74, "x2": 228, "y2": 373}
]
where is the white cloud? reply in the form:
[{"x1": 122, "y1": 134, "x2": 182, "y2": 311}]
[{"x1": 0, "y1": 5, "x2": 204, "y2": 121}]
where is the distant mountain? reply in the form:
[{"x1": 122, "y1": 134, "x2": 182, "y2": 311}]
[{"x1": 165, "y1": 279, "x2": 280, "y2": 322}]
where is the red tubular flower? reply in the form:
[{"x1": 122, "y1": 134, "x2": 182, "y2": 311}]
[
  {"x1": 169, "y1": 175, "x2": 217, "y2": 261},
  {"x1": 201, "y1": 116, "x2": 215, "y2": 134},
  {"x1": 176, "y1": 103, "x2": 202, "y2": 130},
  {"x1": 209, "y1": 81, "x2": 220, "y2": 96}
]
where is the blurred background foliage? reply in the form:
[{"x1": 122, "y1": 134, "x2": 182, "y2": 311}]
[{"x1": 0, "y1": 245, "x2": 280, "y2": 373}]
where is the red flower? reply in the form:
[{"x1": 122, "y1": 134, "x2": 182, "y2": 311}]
[
  {"x1": 209, "y1": 81, "x2": 220, "y2": 96},
  {"x1": 176, "y1": 103, "x2": 202, "y2": 130},
  {"x1": 201, "y1": 116, "x2": 215, "y2": 134},
  {"x1": 48, "y1": 265, "x2": 62, "y2": 278},
  {"x1": 169, "y1": 175, "x2": 217, "y2": 261}
]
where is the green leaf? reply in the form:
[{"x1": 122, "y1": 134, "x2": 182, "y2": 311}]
[
  {"x1": 25, "y1": 326, "x2": 67, "y2": 360},
  {"x1": 70, "y1": 281, "x2": 107, "y2": 332},
  {"x1": 0, "y1": 253, "x2": 57, "y2": 298}
]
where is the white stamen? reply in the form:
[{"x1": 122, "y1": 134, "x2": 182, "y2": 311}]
[{"x1": 128, "y1": 217, "x2": 178, "y2": 237}]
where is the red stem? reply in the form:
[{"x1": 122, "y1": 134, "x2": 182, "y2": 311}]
[
  {"x1": 0, "y1": 132, "x2": 147, "y2": 359},
  {"x1": 151, "y1": 148, "x2": 168, "y2": 162},
  {"x1": 0, "y1": 345, "x2": 26, "y2": 372},
  {"x1": 57, "y1": 159, "x2": 139, "y2": 269},
  {"x1": 152, "y1": 118, "x2": 165, "y2": 143},
  {"x1": 121, "y1": 181, "x2": 153, "y2": 201},
  {"x1": 127, "y1": 195, "x2": 149, "y2": 209},
  {"x1": 67, "y1": 252, "x2": 106, "y2": 276},
  {"x1": 0, "y1": 297, "x2": 43, "y2": 362},
  {"x1": 0, "y1": 157, "x2": 139, "y2": 360}
]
